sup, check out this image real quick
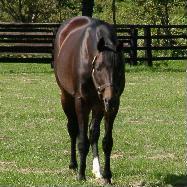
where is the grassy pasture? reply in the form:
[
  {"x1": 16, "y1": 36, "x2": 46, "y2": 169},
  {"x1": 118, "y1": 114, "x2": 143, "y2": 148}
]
[{"x1": 0, "y1": 62, "x2": 186, "y2": 186}]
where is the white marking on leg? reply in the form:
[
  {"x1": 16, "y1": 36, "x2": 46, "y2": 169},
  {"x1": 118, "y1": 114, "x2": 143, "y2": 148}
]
[{"x1": 92, "y1": 156, "x2": 102, "y2": 179}]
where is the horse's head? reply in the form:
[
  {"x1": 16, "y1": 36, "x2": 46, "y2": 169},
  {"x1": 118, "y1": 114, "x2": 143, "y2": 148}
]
[{"x1": 92, "y1": 37, "x2": 124, "y2": 112}]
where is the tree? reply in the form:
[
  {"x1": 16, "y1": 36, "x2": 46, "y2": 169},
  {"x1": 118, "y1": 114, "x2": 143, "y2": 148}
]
[
  {"x1": 0, "y1": 0, "x2": 57, "y2": 22},
  {"x1": 132, "y1": 0, "x2": 186, "y2": 46},
  {"x1": 132, "y1": 0, "x2": 186, "y2": 25},
  {"x1": 0, "y1": 0, "x2": 82, "y2": 22},
  {"x1": 56, "y1": 0, "x2": 80, "y2": 22},
  {"x1": 82, "y1": 0, "x2": 94, "y2": 17}
]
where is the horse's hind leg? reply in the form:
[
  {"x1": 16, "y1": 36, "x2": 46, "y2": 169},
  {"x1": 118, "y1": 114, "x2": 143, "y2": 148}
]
[
  {"x1": 89, "y1": 107, "x2": 103, "y2": 179},
  {"x1": 75, "y1": 97, "x2": 90, "y2": 180},
  {"x1": 67, "y1": 116, "x2": 78, "y2": 170},
  {"x1": 61, "y1": 89, "x2": 78, "y2": 170}
]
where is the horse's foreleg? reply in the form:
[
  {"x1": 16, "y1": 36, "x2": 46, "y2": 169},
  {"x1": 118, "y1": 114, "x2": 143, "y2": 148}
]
[
  {"x1": 89, "y1": 109, "x2": 103, "y2": 179},
  {"x1": 102, "y1": 118, "x2": 113, "y2": 183},
  {"x1": 102, "y1": 104, "x2": 119, "y2": 184},
  {"x1": 75, "y1": 97, "x2": 90, "y2": 180}
]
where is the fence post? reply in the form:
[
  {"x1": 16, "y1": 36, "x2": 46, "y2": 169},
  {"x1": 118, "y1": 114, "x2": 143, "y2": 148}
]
[
  {"x1": 144, "y1": 26, "x2": 153, "y2": 66},
  {"x1": 51, "y1": 27, "x2": 58, "y2": 68},
  {"x1": 130, "y1": 28, "x2": 138, "y2": 65}
]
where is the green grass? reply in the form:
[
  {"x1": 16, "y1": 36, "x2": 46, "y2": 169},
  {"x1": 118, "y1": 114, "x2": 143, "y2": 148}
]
[{"x1": 0, "y1": 62, "x2": 186, "y2": 186}]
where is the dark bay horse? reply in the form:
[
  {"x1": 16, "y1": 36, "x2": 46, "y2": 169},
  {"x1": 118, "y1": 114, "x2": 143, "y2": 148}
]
[{"x1": 53, "y1": 16, "x2": 125, "y2": 184}]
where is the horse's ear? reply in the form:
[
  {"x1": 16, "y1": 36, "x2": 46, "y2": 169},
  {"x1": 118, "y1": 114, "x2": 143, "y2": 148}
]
[
  {"x1": 97, "y1": 37, "x2": 105, "y2": 52},
  {"x1": 116, "y1": 42, "x2": 124, "y2": 52}
]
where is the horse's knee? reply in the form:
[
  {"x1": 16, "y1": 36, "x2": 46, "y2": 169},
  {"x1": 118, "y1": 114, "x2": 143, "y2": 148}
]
[{"x1": 102, "y1": 136, "x2": 113, "y2": 154}]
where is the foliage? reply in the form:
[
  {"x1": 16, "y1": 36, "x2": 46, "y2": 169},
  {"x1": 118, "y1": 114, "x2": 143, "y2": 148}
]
[
  {"x1": 133, "y1": 0, "x2": 186, "y2": 25},
  {"x1": 0, "y1": 0, "x2": 81, "y2": 22},
  {"x1": 0, "y1": 0, "x2": 185, "y2": 24},
  {"x1": 114, "y1": 0, "x2": 186, "y2": 25},
  {"x1": 0, "y1": 0, "x2": 55, "y2": 22},
  {"x1": 56, "y1": 0, "x2": 81, "y2": 22}
]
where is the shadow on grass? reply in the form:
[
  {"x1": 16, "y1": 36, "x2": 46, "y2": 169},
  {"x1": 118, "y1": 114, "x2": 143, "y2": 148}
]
[{"x1": 164, "y1": 174, "x2": 187, "y2": 187}]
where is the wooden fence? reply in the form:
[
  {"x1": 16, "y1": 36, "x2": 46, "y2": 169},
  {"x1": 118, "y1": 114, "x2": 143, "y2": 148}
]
[
  {"x1": 0, "y1": 23, "x2": 59, "y2": 64},
  {"x1": 0, "y1": 23, "x2": 186, "y2": 66},
  {"x1": 116, "y1": 24, "x2": 187, "y2": 66}
]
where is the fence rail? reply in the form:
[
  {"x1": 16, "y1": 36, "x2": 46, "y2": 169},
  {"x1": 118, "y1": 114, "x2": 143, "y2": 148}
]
[
  {"x1": 0, "y1": 23, "x2": 186, "y2": 66},
  {"x1": 0, "y1": 23, "x2": 59, "y2": 64},
  {"x1": 115, "y1": 24, "x2": 187, "y2": 66}
]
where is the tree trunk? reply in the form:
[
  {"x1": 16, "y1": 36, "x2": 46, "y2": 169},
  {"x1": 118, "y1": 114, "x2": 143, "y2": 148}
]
[
  {"x1": 112, "y1": 0, "x2": 116, "y2": 25},
  {"x1": 157, "y1": 2, "x2": 173, "y2": 47},
  {"x1": 82, "y1": 0, "x2": 94, "y2": 17}
]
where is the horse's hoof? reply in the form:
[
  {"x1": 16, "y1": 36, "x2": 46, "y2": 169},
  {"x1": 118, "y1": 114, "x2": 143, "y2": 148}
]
[
  {"x1": 103, "y1": 178, "x2": 111, "y2": 184},
  {"x1": 92, "y1": 170, "x2": 103, "y2": 179},
  {"x1": 69, "y1": 162, "x2": 78, "y2": 170},
  {"x1": 77, "y1": 175, "x2": 86, "y2": 181}
]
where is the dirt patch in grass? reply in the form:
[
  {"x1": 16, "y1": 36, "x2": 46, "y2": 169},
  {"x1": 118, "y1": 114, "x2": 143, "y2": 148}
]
[
  {"x1": 147, "y1": 153, "x2": 176, "y2": 160},
  {"x1": 111, "y1": 151, "x2": 125, "y2": 159}
]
